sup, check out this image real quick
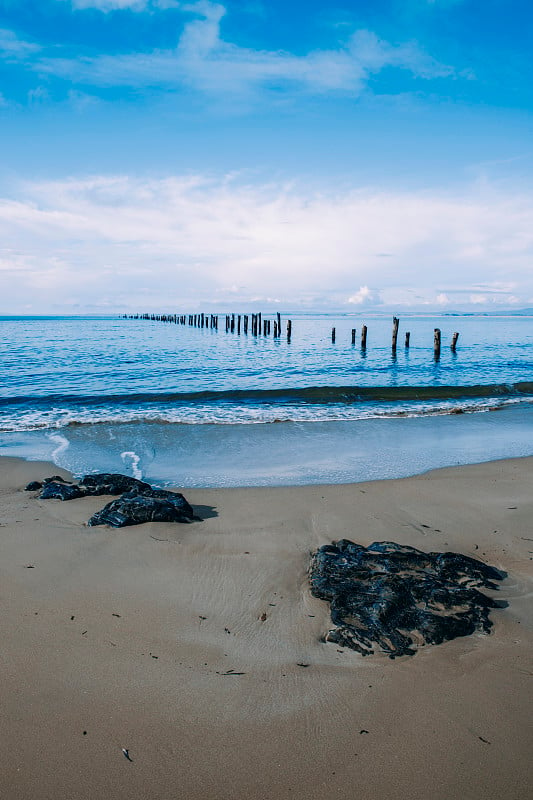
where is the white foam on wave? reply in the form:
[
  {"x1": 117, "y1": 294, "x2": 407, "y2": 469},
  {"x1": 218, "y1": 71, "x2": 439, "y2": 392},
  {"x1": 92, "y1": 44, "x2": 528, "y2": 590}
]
[
  {"x1": 1, "y1": 395, "x2": 532, "y2": 433},
  {"x1": 47, "y1": 432, "x2": 70, "y2": 461},
  {"x1": 121, "y1": 450, "x2": 142, "y2": 480}
]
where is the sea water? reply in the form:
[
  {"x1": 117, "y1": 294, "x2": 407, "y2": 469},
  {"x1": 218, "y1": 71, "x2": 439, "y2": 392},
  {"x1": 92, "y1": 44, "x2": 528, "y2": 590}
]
[{"x1": 1, "y1": 313, "x2": 532, "y2": 486}]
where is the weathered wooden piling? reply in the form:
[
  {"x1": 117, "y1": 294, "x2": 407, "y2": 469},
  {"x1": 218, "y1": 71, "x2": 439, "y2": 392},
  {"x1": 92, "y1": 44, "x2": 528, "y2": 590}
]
[
  {"x1": 287, "y1": 319, "x2": 292, "y2": 341},
  {"x1": 392, "y1": 317, "x2": 399, "y2": 351},
  {"x1": 434, "y1": 328, "x2": 441, "y2": 359},
  {"x1": 237, "y1": 315, "x2": 241, "y2": 334},
  {"x1": 351, "y1": 329, "x2": 356, "y2": 345},
  {"x1": 451, "y1": 332, "x2": 459, "y2": 352},
  {"x1": 331, "y1": 327, "x2": 336, "y2": 343},
  {"x1": 244, "y1": 315, "x2": 248, "y2": 334},
  {"x1": 405, "y1": 332, "x2": 410, "y2": 348},
  {"x1": 277, "y1": 312, "x2": 281, "y2": 333},
  {"x1": 361, "y1": 325, "x2": 367, "y2": 348}
]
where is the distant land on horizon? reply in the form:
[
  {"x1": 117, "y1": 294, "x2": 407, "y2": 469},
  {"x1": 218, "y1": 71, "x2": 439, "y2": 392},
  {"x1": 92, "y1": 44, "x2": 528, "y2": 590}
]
[{"x1": 2, "y1": 308, "x2": 533, "y2": 319}]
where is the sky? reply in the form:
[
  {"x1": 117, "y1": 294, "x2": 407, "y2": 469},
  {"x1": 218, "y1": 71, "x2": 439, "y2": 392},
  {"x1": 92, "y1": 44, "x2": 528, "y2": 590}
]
[{"x1": 0, "y1": 0, "x2": 532, "y2": 313}]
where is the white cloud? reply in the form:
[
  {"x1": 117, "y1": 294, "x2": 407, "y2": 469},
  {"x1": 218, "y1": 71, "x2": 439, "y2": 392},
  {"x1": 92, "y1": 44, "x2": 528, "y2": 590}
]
[
  {"x1": 28, "y1": 86, "x2": 50, "y2": 104},
  {"x1": 35, "y1": 3, "x2": 454, "y2": 97},
  {"x1": 0, "y1": 173, "x2": 531, "y2": 311},
  {"x1": 56, "y1": 0, "x2": 183, "y2": 10},
  {"x1": 425, "y1": 0, "x2": 464, "y2": 6},
  {"x1": 68, "y1": 0, "x2": 151, "y2": 10},
  {"x1": 348, "y1": 286, "x2": 376, "y2": 305},
  {"x1": 66, "y1": 89, "x2": 100, "y2": 110},
  {"x1": 0, "y1": 28, "x2": 40, "y2": 58}
]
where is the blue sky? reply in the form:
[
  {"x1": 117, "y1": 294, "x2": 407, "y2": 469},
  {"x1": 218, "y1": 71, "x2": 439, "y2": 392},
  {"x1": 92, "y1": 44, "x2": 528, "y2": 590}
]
[{"x1": 0, "y1": 0, "x2": 532, "y2": 312}]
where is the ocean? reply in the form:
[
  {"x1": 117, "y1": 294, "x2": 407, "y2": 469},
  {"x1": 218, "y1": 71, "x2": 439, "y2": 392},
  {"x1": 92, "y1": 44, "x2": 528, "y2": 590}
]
[{"x1": 1, "y1": 313, "x2": 532, "y2": 486}]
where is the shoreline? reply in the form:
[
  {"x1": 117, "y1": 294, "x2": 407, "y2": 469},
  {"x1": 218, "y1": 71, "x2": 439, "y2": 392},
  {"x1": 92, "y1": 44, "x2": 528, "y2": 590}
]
[
  {"x1": 2, "y1": 401, "x2": 533, "y2": 488},
  {"x1": 1, "y1": 455, "x2": 532, "y2": 799}
]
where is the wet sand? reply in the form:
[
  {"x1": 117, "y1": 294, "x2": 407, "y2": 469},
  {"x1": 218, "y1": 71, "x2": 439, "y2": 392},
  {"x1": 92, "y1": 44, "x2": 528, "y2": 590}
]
[{"x1": 0, "y1": 455, "x2": 532, "y2": 800}]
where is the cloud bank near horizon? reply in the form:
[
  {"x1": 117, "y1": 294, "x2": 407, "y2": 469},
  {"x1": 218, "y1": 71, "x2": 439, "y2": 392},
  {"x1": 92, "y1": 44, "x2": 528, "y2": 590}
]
[{"x1": 0, "y1": 173, "x2": 531, "y2": 312}]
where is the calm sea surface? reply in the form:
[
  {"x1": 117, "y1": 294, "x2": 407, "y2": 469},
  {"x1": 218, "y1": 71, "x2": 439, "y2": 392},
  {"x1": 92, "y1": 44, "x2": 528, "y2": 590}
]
[{"x1": 1, "y1": 313, "x2": 532, "y2": 485}]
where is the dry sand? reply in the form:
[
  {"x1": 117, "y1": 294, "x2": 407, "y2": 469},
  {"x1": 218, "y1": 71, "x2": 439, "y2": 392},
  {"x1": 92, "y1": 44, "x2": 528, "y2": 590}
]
[{"x1": 0, "y1": 455, "x2": 532, "y2": 800}]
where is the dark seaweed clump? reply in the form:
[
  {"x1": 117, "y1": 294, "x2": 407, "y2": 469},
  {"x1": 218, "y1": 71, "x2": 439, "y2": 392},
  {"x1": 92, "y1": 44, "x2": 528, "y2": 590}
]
[
  {"x1": 25, "y1": 473, "x2": 194, "y2": 526},
  {"x1": 309, "y1": 540, "x2": 506, "y2": 658}
]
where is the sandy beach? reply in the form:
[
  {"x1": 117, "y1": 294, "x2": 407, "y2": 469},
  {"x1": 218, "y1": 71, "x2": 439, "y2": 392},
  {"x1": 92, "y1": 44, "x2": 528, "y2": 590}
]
[{"x1": 0, "y1": 455, "x2": 532, "y2": 800}]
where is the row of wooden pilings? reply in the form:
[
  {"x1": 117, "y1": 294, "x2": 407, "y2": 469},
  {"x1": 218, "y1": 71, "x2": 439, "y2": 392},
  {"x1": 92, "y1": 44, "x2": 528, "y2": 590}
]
[
  {"x1": 124, "y1": 312, "x2": 293, "y2": 340},
  {"x1": 328, "y1": 317, "x2": 459, "y2": 357},
  {"x1": 123, "y1": 314, "x2": 459, "y2": 357}
]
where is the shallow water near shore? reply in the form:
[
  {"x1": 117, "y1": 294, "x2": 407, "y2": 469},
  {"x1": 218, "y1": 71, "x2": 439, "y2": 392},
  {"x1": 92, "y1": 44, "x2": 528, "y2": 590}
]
[
  {"x1": 1, "y1": 313, "x2": 532, "y2": 484},
  {"x1": 2, "y1": 402, "x2": 533, "y2": 486}
]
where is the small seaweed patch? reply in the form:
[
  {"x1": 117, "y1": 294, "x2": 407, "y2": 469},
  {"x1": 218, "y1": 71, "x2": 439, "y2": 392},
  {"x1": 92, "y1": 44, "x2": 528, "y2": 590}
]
[{"x1": 309, "y1": 540, "x2": 506, "y2": 658}]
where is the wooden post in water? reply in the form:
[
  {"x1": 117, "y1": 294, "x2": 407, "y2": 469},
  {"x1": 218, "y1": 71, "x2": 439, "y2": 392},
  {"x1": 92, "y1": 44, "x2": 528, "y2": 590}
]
[
  {"x1": 434, "y1": 328, "x2": 441, "y2": 359},
  {"x1": 451, "y1": 332, "x2": 459, "y2": 352},
  {"x1": 331, "y1": 327, "x2": 336, "y2": 343},
  {"x1": 361, "y1": 325, "x2": 367, "y2": 349},
  {"x1": 392, "y1": 317, "x2": 399, "y2": 351},
  {"x1": 405, "y1": 332, "x2": 410, "y2": 348},
  {"x1": 287, "y1": 319, "x2": 292, "y2": 341},
  {"x1": 351, "y1": 328, "x2": 356, "y2": 345},
  {"x1": 244, "y1": 315, "x2": 248, "y2": 334},
  {"x1": 277, "y1": 312, "x2": 281, "y2": 334}
]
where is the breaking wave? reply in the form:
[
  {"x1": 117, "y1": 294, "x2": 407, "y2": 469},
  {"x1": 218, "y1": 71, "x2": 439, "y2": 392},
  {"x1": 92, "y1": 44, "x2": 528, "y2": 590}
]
[{"x1": 0, "y1": 382, "x2": 532, "y2": 432}]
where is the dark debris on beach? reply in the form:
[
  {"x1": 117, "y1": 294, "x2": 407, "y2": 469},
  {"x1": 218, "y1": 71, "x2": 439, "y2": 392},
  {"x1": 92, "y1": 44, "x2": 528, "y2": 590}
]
[
  {"x1": 25, "y1": 473, "x2": 195, "y2": 527},
  {"x1": 309, "y1": 539, "x2": 506, "y2": 658}
]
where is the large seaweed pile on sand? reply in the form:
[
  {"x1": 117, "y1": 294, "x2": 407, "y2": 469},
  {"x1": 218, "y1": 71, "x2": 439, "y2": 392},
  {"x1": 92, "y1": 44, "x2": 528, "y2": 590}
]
[{"x1": 309, "y1": 539, "x2": 506, "y2": 658}]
